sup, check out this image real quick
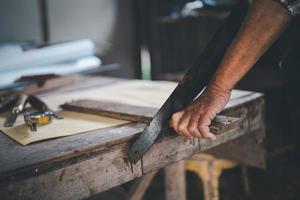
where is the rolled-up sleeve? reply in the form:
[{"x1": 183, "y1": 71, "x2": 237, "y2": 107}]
[{"x1": 275, "y1": 0, "x2": 300, "y2": 16}]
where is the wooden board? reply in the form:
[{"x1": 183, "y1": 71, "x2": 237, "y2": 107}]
[{"x1": 61, "y1": 99, "x2": 157, "y2": 124}]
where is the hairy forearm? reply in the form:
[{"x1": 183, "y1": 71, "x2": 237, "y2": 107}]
[
  {"x1": 210, "y1": 0, "x2": 292, "y2": 91},
  {"x1": 172, "y1": 0, "x2": 294, "y2": 139}
]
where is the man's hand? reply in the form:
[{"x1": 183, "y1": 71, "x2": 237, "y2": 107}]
[
  {"x1": 171, "y1": 0, "x2": 291, "y2": 140},
  {"x1": 171, "y1": 84, "x2": 230, "y2": 140}
]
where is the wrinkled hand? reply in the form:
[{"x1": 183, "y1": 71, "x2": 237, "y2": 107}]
[{"x1": 171, "y1": 84, "x2": 231, "y2": 140}]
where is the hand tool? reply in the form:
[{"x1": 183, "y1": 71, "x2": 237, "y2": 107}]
[
  {"x1": 27, "y1": 95, "x2": 63, "y2": 119},
  {"x1": 4, "y1": 94, "x2": 28, "y2": 127},
  {"x1": 127, "y1": 4, "x2": 248, "y2": 164},
  {"x1": 23, "y1": 110, "x2": 59, "y2": 131},
  {"x1": 22, "y1": 95, "x2": 63, "y2": 131},
  {"x1": 2, "y1": 92, "x2": 62, "y2": 129}
]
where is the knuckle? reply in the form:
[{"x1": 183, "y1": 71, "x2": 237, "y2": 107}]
[
  {"x1": 188, "y1": 126, "x2": 202, "y2": 138},
  {"x1": 198, "y1": 121, "x2": 205, "y2": 127},
  {"x1": 202, "y1": 132, "x2": 210, "y2": 138},
  {"x1": 173, "y1": 111, "x2": 181, "y2": 117},
  {"x1": 171, "y1": 114, "x2": 177, "y2": 121},
  {"x1": 198, "y1": 118, "x2": 208, "y2": 125},
  {"x1": 178, "y1": 125, "x2": 186, "y2": 133},
  {"x1": 198, "y1": 126, "x2": 209, "y2": 136},
  {"x1": 187, "y1": 126, "x2": 197, "y2": 133},
  {"x1": 172, "y1": 114, "x2": 180, "y2": 121},
  {"x1": 181, "y1": 132, "x2": 190, "y2": 138},
  {"x1": 198, "y1": 124, "x2": 207, "y2": 129},
  {"x1": 171, "y1": 119, "x2": 177, "y2": 128},
  {"x1": 198, "y1": 115, "x2": 207, "y2": 122}
]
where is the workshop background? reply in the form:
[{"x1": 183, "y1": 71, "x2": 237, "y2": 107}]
[{"x1": 0, "y1": 0, "x2": 299, "y2": 199}]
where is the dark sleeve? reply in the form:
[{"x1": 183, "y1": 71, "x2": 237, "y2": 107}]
[{"x1": 275, "y1": 0, "x2": 300, "y2": 16}]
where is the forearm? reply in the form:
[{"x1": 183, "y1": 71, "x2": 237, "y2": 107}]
[{"x1": 210, "y1": 0, "x2": 292, "y2": 91}]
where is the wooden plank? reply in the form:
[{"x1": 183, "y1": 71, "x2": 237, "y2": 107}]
[
  {"x1": 61, "y1": 99, "x2": 242, "y2": 134},
  {"x1": 61, "y1": 99, "x2": 157, "y2": 124},
  {"x1": 165, "y1": 161, "x2": 186, "y2": 200},
  {"x1": 126, "y1": 171, "x2": 157, "y2": 200}
]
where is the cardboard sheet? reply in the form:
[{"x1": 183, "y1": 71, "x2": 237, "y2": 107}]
[
  {"x1": 0, "y1": 111, "x2": 128, "y2": 145},
  {"x1": 0, "y1": 80, "x2": 177, "y2": 145}
]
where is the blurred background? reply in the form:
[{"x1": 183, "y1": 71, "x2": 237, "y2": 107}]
[
  {"x1": 0, "y1": 0, "x2": 243, "y2": 84},
  {"x1": 1, "y1": 0, "x2": 299, "y2": 199}
]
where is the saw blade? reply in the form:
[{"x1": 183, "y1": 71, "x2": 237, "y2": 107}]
[{"x1": 127, "y1": 4, "x2": 248, "y2": 164}]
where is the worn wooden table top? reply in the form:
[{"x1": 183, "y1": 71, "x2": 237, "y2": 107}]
[{"x1": 0, "y1": 76, "x2": 265, "y2": 200}]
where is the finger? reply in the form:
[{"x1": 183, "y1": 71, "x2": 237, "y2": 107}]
[
  {"x1": 171, "y1": 111, "x2": 184, "y2": 136},
  {"x1": 177, "y1": 113, "x2": 193, "y2": 139},
  {"x1": 198, "y1": 125, "x2": 216, "y2": 140},
  {"x1": 198, "y1": 115, "x2": 216, "y2": 140},
  {"x1": 187, "y1": 113, "x2": 202, "y2": 138}
]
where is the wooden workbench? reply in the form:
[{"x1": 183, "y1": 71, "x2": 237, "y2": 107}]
[{"x1": 0, "y1": 76, "x2": 265, "y2": 200}]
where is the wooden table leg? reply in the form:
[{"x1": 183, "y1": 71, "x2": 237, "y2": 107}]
[
  {"x1": 186, "y1": 154, "x2": 237, "y2": 200},
  {"x1": 164, "y1": 160, "x2": 187, "y2": 200},
  {"x1": 126, "y1": 171, "x2": 157, "y2": 200}
]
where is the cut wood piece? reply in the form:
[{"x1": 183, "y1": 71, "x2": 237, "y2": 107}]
[
  {"x1": 61, "y1": 99, "x2": 157, "y2": 124},
  {"x1": 61, "y1": 99, "x2": 242, "y2": 135}
]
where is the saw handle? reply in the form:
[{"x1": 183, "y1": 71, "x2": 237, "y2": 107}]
[
  {"x1": 27, "y1": 95, "x2": 48, "y2": 111},
  {"x1": 12, "y1": 94, "x2": 28, "y2": 114}
]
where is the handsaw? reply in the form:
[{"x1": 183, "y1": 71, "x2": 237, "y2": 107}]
[{"x1": 127, "y1": 4, "x2": 249, "y2": 164}]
